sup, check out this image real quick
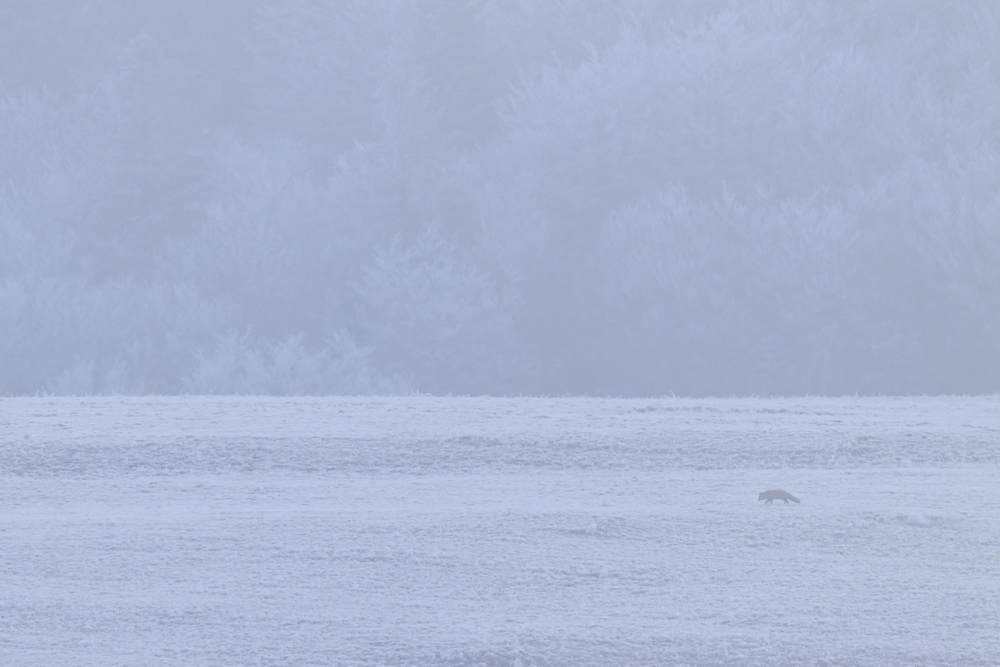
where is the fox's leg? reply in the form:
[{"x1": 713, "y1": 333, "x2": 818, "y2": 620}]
[
  {"x1": 765, "y1": 499, "x2": 772, "y2": 504},
  {"x1": 783, "y1": 499, "x2": 789, "y2": 504}
]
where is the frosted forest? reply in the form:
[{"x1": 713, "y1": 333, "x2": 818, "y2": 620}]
[{"x1": 2, "y1": 0, "x2": 999, "y2": 396}]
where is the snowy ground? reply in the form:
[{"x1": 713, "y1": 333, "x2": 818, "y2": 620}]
[{"x1": 1, "y1": 396, "x2": 998, "y2": 666}]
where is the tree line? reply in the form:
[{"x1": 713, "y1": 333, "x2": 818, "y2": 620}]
[{"x1": 1, "y1": 0, "x2": 998, "y2": 395}]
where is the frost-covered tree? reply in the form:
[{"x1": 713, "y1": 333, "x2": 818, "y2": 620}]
[{"x1": 353, "y1": 229, "x2": 517, "y2": 394}]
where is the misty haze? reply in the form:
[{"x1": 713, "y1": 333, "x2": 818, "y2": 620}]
[
  {"x1": 2, "y1": 0, "x2": 998, "y2": 396},
  {"x1": 1, "y1": 2, "x2": 998, "y2": 666}
]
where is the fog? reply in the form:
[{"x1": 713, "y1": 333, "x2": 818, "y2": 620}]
[{"x1": 2, "y1": 1, "x2": 998, "y2": 396}]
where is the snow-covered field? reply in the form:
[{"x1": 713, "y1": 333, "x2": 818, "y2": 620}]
[{"x1": 1, "y1": 396, "x2": 998, "y2": 666}]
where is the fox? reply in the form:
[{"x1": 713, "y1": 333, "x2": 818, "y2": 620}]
[{"x1": 758, "y1": 489, "x2": 800, "y2": 504}]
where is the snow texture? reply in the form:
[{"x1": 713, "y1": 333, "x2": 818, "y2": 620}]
[{"x1": 1, "y1": 396, "x2": 998, "y2": 665}]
